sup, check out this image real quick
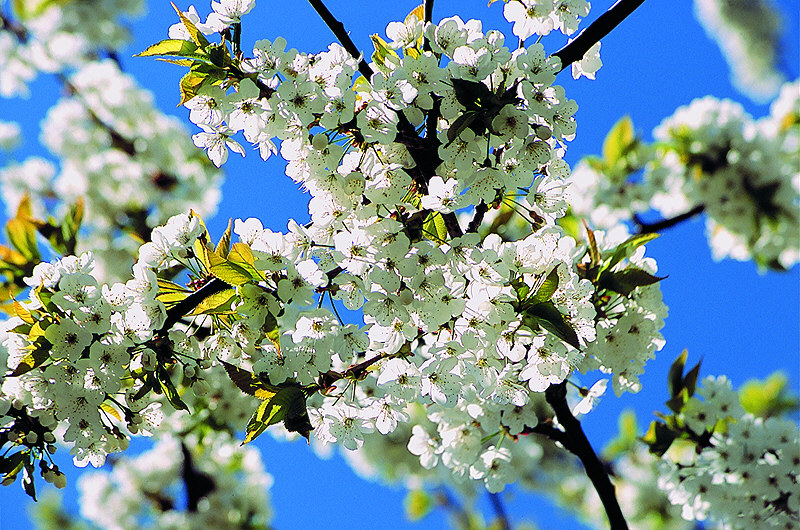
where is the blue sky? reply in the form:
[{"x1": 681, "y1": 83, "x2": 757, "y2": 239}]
[{"x1": 1, "y1": 0, "x2": 798, "y2": 528}]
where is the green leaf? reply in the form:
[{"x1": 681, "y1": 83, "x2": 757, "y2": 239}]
[
  {"x1": 22, "y1": 462, "x2": 36, "y2": 501},
  {"x1": 602, "y1": 115, "x2": 635, "y2": 168},
  {"x1": 598, "y1": 267, "x2": 665, "y2": 297},
  {"x1": 683, "y1": 359, "x2": 702, "y2": 397},
  {"x1": 511, "y1": 277, "x2": 530, "y2": 302},
  {"x1": 640, "y1": 420, "x2": 677, "y2": 457},
  {"x1": 228, "y1": 244, "x2": 263, "y2": 282},
  {"x1": 262, "y1": 311, "x2": 281, "y2": 353},
  {"x1": 404, "y1": 489, "x2": 434, "y2": 522},
  {"x1": 243, "y1": 386, "x2": 311, "y2": 444},
  {"x1": 190, "y1": 288, "x2": 236, "y2": 315},
  {"x1": 668, "y1": 350, "x2": 688, "y2": 398},
  {"x1": 370, "y1": 34, "x2": 399, "y2": 70},
  {"x1": 739, "y1": 371, "x2": 799, "y2": 418},
  {"x1": 450, "y1": 78, "x2": 493, "y2": 109},
  {"x1": 603, "y1": 233, "x2": 659, "y2": 273},
  {"x1": 0, "y1": 451, "x2": 26, "y2": 475},
  {"x1": 529, "y1": 268, "x2": 560, "y2": 305},
  {"x1": 178, "y1": 70, "x2": 209, "y2": 106},
  {"x1": 171, "y1": 1, "x2": 210, "y2": 48},
  {"x1": 135, "y1": 39, "x2": 209, "y2": 63},
  {"x1": 13, "y1": 299, "x2": 35, "y2": 325},
  {"x1": 665, "y1": 387, "x2": 689, "y2": 414},
  {"x1": 583, "y1": 221, "x2": 600, "y2": 269},
  {"x1": 215, "y1": 219, "x2": 233, "y2": 257},
  {"x1": 157, "y1": 367, "x2": 189, "y2": 411},
  {"x1": 208, "y1": 249, "x2": 255, "y2": 286},
  {"x1": 446, "y1": 110, "x2": 479, "y2": 145},
  {"x1": 219, "y1": 359, "x2": 279, "y2": 400},
  {"x1": 10, "y1": 341, "x2": 50, "y2": 376},
  {"x1": 6, "y1": 218, "x2": 40, "y2": 262},
  {"x1": 422, "y1": 212, "x2": 449, "y2": 243},
  {"x1": 523, "y1": 302, "x2": 580, "y2": 350}
]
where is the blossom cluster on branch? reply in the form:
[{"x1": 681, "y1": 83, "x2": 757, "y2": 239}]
[{"x1": 0, "y1": 0, "x2": 796, "y2": 528}]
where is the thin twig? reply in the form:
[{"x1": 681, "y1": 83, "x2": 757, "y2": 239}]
[
  {"x1": 488, "y1": 492, "x2": 512, "y2": 530},
  {"x1": 634, "y1": 204, "x2": 705, "y2": 234},
  {"x1": 552, "y1": 0, "x2": 646, "y2": 72},
  {"x1": 307, "y1": 0, "x2": 374, "y2": 81}
]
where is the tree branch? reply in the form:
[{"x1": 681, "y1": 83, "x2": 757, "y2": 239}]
[
  {"x1": 442, "y1": 212, "x2": 464, "y2": 239},
  {"x1": 634, "y1": 204, "x2": 705, "y2": 234},
  {"x1": 544, "y1": 382, "x2": 629, "y2": 529},
  {"x1": 306, "y1": 0, "x2": 375, "y2": 81},
  {"x1": 422, "y1": 0, "x2": 435, "y2": 52},
  {"x1": 157, "y1": 277, "x2": 231, "y2": 336},
  {"x1": 467, "y1": 202, "x2": 488, "y2": 233},
  {"x1": 552, "y1": 0, "x2": 646, "y2": 72}
]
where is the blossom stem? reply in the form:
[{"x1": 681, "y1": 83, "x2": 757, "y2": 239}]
[
  {"x1": 552, "y1": 0, "x2": 646, "y2": 72},
  {"x1": 544, "y1": 382, "x2": 629, "y2": 529},
  {"x1": 306, "y1": 0, "x2": 375, "y2": 81},
  {"x1": 634, "y1": 204, "x2": 705, "y2": 234}
]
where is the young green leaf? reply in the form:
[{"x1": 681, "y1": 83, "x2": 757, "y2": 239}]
[
  {"x1": 220, "y1": 359, "x2": 279, "y2": 400},
  {"x1": 171, "y1": 1, "x2": 211, "y2": 48},
  {"x1": 668, "y1": 350, "x2": 688, "y2": 398},
  {"x1": 602, "y1": 115, "x2": 635, "y2": 168},
  {"x1": 528, "y1": 268, "x2": 560, "y2": 306},
  {"x1": 640, "y1": 420, "x2": 678, "y2": 457},
  {"x1": 598, "y1": 267, "x2": 665, "y2": 297},
  {"x1": 157, "y1": 367, "x2": 189, "y2": 411}
]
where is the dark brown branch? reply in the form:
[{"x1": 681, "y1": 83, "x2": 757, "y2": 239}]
[
  {"x1": 634, "y1": 204, "x2": 705, "y2": 234},
  {"x1": 552, "y1": 0, "x2": 646, "y2": 72},
  {"x1": 544, "y1": 382, "x2": 629, "y2": 529},
  {"x1": 0, "y1": 11, "x2": 28, "y2": 42},
  {"x1": 467, "y1": 202, "x2": 488, "y2": 233},
  {"x1": 422, "y1": 0, "x2": 434, "y2": 52},
  {"x1": 307, "y1": 0, "x2": 375, "y2": 81},
  {"x1": 442, "y1": 212, "x2": 463, "y2": 239},
  {"x1": 158, "y1": 277, "x2": 231, "y2": 336}
]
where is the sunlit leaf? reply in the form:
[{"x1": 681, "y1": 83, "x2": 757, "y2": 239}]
[
  {"x1": 220, "y1": 359, "x2": 278, "y2": 400},
  {"x1": 602, "y1": 115, "x2": 635, "y2": 168},
  {"x1": 189, "y1": 288, "x2": 236, "y2": 315},
  {"x1": 529, "y1": 268, "x2": 559, "y2": 305},
  {"x1": 157, "y1": 367, "x2": 189, "y2": 411},
  {"x1": 668, "y1": 350, "x2": 688, "y2": 398},
  {"x1": 215, "y1": 219, "x2": 232, "y2": 257},
  {"x1": 171, "y1": 1, "x2": 211, "y2": 48}
]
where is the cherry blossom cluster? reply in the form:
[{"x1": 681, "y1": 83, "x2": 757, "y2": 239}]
[
  {"x1": 0, "y1": 0, "x2": 672, "y2": 497},
  {"x1": 37, "y1": 60, "x2": 222, "y2": 281},
  {"x1": 694, "y1": 0, "x2": 785, "y2": 101},
  {"x1": 0, "y1": 0, "x2": 145, "y2": 98},
  {"x1": 657, "y1": 375, "x2": 800, "y2": 528},
  {"x1": 0, "y1": 242, "x2": 172, "y2": 471},
  {"x1": 76, "y1": 433, "x2": 272, "y2": 528},
  {"x1": 569, "y1": 79, "x2": 799, "y2": 270},
  {"x1": 28, "y1": 431, "x2": 273, "y2": 529},
  {"x1": 576, "y1": 227, "x2": 666, "y2": 396}
]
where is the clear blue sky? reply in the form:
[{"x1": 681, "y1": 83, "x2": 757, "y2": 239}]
[{"x1": 1, "y1": 0, "x2": 798, "y2": 528}]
